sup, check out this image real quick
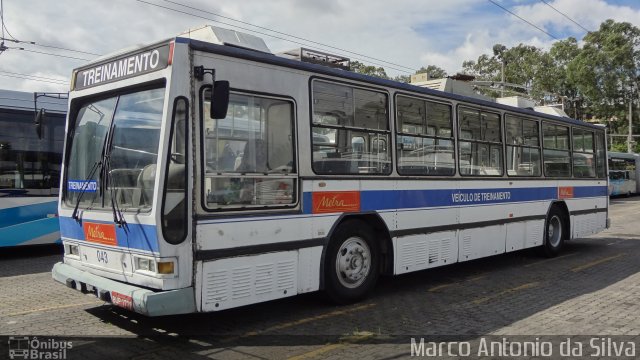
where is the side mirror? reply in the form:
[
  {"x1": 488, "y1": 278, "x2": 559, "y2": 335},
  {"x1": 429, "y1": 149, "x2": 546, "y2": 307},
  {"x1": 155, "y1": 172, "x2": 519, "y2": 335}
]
[
  {"x1": 34, "y1": 108, "x2": 45, "y2": 139},
  {"x1": 210, "y1": 81, "x2": 230, "y2": 119}
]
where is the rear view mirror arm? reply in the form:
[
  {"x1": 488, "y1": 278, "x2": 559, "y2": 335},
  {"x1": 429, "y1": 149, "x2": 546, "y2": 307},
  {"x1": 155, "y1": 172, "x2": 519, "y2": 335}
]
[
  {"x1": 33, "y1": 92, "x2": 69, "y2": 139},
  {"x1": 194, "y1": 66, "x2": 230, "y2": 120}
]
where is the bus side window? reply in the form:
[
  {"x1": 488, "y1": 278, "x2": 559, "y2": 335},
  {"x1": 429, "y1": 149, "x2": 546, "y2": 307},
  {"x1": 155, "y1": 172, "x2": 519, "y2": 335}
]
[
  {"x1": 458, "y1": 107, "x2": 502, "y2": 176},
  {"x1": 311, "y1": 80, "x2": 390, "y2": 175},
  {"x1": 203, "y1": 91, "x2": 297, "y2": 209},
  {"x1": 161, "y1": 97, "x2": 188, "y2": 244}
]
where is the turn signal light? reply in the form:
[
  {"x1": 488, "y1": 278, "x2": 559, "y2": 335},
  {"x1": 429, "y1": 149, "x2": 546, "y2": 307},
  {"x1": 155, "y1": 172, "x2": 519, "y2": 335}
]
[{"x1": 157, "y1": 261, "x2": 175, "y2": 274}]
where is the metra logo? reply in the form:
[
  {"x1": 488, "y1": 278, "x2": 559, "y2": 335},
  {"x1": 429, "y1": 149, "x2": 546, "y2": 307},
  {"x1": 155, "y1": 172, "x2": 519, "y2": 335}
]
[
  {"x1": 558, "y1": 186, "x2": 574, "y2": 199},
  {"x1": 83, "y1": 222, "x2": 117, "y2": 246},
  {"x1": 312, "y1": 191, "x2": 360, "y2": 214}
]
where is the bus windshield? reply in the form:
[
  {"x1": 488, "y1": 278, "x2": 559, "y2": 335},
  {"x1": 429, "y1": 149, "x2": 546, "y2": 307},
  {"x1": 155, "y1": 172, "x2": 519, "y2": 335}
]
[{"x1": 64, "y1": 87, "x2": 165, "y2": 212}]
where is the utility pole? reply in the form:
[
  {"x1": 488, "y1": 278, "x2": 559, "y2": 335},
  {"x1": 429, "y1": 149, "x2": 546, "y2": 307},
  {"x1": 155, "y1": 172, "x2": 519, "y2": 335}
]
[
  {"x1": 628, "y1": 84, "x2": 635, "y2": 153},
  {"x1": 501, "y1": 60, "x2": 505, "y2": 98},
  {"x1": 493, "y1": 44, "x2": 507, "y2": 98},
  {"x1": 628, "y1": 101, "x2": 633, "y2": 153}
]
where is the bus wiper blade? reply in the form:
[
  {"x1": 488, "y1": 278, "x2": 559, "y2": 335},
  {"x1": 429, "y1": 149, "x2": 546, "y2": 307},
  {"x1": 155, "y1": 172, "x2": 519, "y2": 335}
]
[
  {"x1": 103, "y1": 154, "x2": 128, "y2": 229},
  {"x1": 101, "y1": 124, "x2": 128, "y2": 230},
  {"x1": 71, "y1": 159, "x2": 102, "y2": 222},
  {"x1": 71, "y1": 122, "x2": 112, "y2": 222}
]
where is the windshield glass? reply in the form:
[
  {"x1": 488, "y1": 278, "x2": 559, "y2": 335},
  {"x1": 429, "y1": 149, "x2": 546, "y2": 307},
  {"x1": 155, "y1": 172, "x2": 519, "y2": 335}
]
[{"x1": 65, "y1": 87, "x2": 165, "y2": 212}]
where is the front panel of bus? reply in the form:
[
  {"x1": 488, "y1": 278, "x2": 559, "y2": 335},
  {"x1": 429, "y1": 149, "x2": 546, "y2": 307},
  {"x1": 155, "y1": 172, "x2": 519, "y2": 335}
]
[{"x1": 57, "y1": 40, "x2": 193, "y2": 292}]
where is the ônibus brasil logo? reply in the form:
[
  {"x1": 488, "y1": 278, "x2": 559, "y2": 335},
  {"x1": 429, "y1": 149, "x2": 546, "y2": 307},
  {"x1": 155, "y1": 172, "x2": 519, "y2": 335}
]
[{"x1": 8, "y1": 337, "x2": 72, "y2": 359}]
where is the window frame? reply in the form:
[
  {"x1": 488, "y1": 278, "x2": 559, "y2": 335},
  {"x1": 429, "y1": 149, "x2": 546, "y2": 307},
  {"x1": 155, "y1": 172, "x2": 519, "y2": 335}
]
[
  {"x1": 504, "y1": 113, "x2": 542, "y2": 178},
  {"x1": 0, "y1": 109, "x2": 66, "y2": 196},
  {"x1": 62, "y1": 81, "x2": 167, "y2": 212},
  {"x1": 199, "y1": 86, "x2": 299, "y2": 213},
  {"x1": 310, "y1": 78, "x2": 392, "y2": 176},
  {"x1": 594, "y1": 132, "x2": 607, "y2": 179},
  {"x1": 457, "y1": 105, "x2": 504, "y2": 177},
  {"x1": 395, "y1": 93, "x2": 455, "y2": 176},
  {"x1": 571, "y1": 127, "x2": 596, "y2": 178},
  {"x1": 541, "y1": 121, "x2": 572, "y2": 178},
  {"x1": 162, "y1": 96, "x2": 189, "y2": 244}
]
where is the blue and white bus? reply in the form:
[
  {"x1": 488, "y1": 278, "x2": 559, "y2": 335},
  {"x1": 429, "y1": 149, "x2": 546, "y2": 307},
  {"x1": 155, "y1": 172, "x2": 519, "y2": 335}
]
[
  {"x1": 608, "y1": 151, "x2": 640, "y2": 196},
  {"x1": 0, "y1": 89, "x2": 67, "y2": 247},
  {"x1": 53, "y1": 26, "x2": 609, "y2": 316}
]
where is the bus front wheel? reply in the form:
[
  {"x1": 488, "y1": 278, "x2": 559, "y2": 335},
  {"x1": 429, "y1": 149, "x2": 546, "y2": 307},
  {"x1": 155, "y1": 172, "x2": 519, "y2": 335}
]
[
  {"x1": 542, "y1": 207, "x2": 566, "y2": 258},
  {"x1": 324, "y1": 220, "x2": 379, "y2": 304}
]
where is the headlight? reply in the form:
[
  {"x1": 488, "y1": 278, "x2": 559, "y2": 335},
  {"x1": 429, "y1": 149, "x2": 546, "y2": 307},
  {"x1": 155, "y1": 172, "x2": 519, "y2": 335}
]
[
  {"x1": 135, "y1": 257, "x2": 156, "y2": 272},
  {"x1": 67, "y1": 244, "x2": 79, "y2": 256},
  {"x1": 133, "y1": 256, "x2": 176, "y2": 275}
]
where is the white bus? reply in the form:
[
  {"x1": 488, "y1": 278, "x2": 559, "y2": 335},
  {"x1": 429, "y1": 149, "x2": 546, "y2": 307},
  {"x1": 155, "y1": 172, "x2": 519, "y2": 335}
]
[
  {"x1": 0, "y1": 90, "x2": 67, "y2": 247},
  {"x1": 607, "y1": 152, "x2": 640, "y2": 196},
  {"x1": 53, "y1": 26, "x2": 609, "y2": 316}
]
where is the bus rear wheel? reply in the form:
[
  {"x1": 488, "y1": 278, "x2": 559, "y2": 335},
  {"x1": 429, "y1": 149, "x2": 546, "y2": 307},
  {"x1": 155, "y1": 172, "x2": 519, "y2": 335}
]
[
  {"x1": 542, "y1": 206, "x2": 566, "y2": 257},
  {"x1": 324, "y1": 220, "x2": 379, "y2": 304}
]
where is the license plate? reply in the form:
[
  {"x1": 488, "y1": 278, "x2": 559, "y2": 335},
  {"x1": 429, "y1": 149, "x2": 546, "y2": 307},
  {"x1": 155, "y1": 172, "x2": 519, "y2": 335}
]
[
  {"x1": 81, "y1": 246, "x2": 129, "y2": 272},
  {"x1": 111, "y1": 291, "x2": 133, "y2": 310}
]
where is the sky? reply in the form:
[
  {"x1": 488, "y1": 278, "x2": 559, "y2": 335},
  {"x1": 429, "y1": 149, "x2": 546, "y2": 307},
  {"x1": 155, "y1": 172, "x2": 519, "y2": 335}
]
[{"x1": 1, "y1": 0, "x2": 640, "y2": 93}]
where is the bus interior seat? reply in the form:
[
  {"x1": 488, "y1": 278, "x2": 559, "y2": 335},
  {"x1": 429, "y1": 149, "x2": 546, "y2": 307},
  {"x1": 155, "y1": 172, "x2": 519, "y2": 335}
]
[
  {"x1": 109, "y1": 168, "x2": 141, "y2": 205},
  {"x1": 133, "y1": 164, "x2": 156, "y2": 207},
  {"x1": 238, "y1": 139, "x2": 268, "y2": 173}
]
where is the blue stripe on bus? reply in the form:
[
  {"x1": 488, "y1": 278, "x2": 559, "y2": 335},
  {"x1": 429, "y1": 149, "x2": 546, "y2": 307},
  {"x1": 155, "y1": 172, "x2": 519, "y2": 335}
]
[
  {"x1": 573, "y1": 185, "x2": 608, "y2": 198},
  {"x1": 302, "y1": 192, "x2": 313, "y2": 214},
  {"x1": 0, "y1": 217, "x2": 60, "y2": 247},
  {"x1": 304, "y1": 186, "x2": 607, "y2": 214},
  {"x1": 0, "y1": 201, "x2": 57, "y2": 228},
  {"x1": 58, "y1": 216, "x2": 159, "y2": 253}
]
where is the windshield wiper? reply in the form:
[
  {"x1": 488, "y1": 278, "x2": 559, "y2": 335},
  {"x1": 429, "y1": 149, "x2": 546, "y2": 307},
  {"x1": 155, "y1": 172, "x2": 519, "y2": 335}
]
[
  {"x1": 71, "y1": 106, "x2": 111, "y2": 222},
  {"x1": 101, "y1": 124, "x2": 128, "y2": 230},
  {"x1": 70, "y1": 159, "x2": 102, "y2": 222}
]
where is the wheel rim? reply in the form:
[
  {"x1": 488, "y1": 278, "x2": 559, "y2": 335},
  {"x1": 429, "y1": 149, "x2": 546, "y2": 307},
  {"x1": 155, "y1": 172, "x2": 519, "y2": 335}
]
[
  {"x1": 335, "y1": 237, "x2": 371, "y2": 289},
  {"x1": 547, "y1": 215, "x2": 562, "y2": 248}
]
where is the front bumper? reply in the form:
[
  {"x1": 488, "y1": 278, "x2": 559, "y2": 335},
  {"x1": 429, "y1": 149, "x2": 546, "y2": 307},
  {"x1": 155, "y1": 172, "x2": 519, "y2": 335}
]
[{"x1": 52, "y1": 262, "x2": 196, "y2": 316}]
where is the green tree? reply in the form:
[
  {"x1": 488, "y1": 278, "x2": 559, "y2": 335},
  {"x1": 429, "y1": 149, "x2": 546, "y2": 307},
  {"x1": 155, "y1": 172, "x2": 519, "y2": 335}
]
[
  {"x1": 545, "y1": 37, "x2": 583, "y2": 118},
  {"x1": 462, "y1": 44, "x2": 549, "y2": 99},
  {"x1": 350, "y1": 60, "x2": 389, "y2": 79},
  {"x1": 416, "y1": 65, "x2": 448, "y2": 79},
  {"x1": 394, "y1": 65, "x2": 449, "y2": 83},
  {"x1": 567, "y1": 19, "x2": 640, "y2": 130}
]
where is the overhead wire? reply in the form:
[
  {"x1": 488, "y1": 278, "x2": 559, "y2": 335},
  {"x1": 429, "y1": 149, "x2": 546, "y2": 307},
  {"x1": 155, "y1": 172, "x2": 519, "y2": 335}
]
[
  {"x1": 0, "y1": 70, "x2": 68, "y2": 83},
  {"x1": 1, "y1": 37, "x2": 101, "y2": 56},
  {"x1": 487, "y1": 0, "x2": 559, "y2": 40},
  {"x1": 0, "y1": 72, "x2": 68, "y2": 85},
  {"x1": 0, "y1": 0, "x2": 4, "y2": 41},
  {"x1": 134, "y1": 0, "x2": 414, "y2": 74},
  {"x1": 1, "y1": 0, "x2": 99, "y2": 60},
  {"x1": 3, "y1": 0, "x2": 417, "y2": 80},
  {"x1": 4, "y1": 0, "x2": 416, "y2": 88},
  {"x1": 18, "y1": 48, "x2": 91, "y2": 61},
  {"x1": 0, "y1": 0, "x2": 16, "y2": 41},
  {"x1": 538, "y1": 0, "x2": 591, "y2": 33},
  {"x1": 162, "y1": 0, "x2": 417, "y2": 72}
]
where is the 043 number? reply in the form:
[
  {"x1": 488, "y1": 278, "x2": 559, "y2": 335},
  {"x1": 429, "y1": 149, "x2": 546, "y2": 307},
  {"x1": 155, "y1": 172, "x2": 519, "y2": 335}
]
[{"x1": 97, "y1": 250, "x2": 109, "y2": 264}]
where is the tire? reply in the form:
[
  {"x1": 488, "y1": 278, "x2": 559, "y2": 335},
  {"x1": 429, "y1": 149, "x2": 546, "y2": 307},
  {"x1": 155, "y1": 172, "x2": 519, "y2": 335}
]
[
  {"x1": 324, "y1": 220, "x2": 379, "y2": 304},
  {"x1": 542, "y1": 206, "x2": 566, "y2": 258}
]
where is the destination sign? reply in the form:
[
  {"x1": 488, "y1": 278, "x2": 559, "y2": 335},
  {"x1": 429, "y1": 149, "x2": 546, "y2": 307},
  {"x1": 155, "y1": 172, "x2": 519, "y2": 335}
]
[{"x1": 74, "y1": 44, "x2": 171, "y2": 90}]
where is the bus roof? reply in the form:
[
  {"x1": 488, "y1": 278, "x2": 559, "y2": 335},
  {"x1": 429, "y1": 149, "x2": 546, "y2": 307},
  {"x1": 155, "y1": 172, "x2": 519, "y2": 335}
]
[
  {"x1": 180, "y1": 36, "x2": 604, "y2": 131},
  {"x1": 0, "y1": 89, "x2": 67, "y2": 114}
]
